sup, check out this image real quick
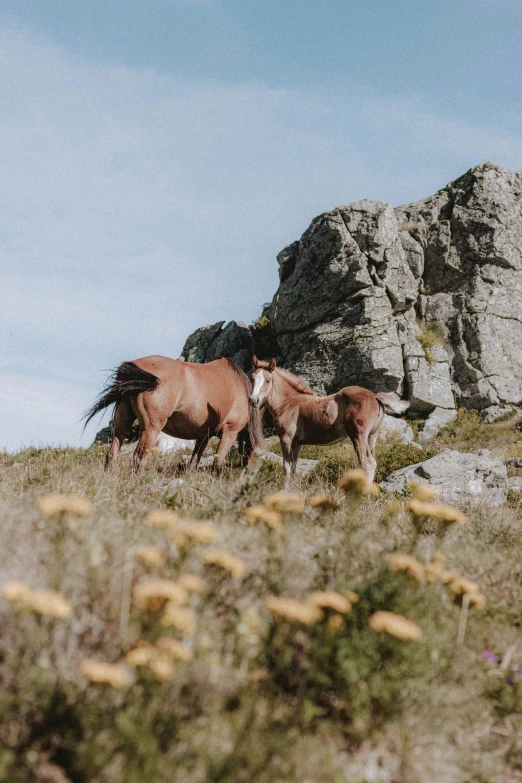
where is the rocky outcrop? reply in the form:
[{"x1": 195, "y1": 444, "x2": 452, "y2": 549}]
[
  {"x1": 180, "y1": 320, "x2": 254, "y2": 371},
  {"x1": 269, "y1": 163, "x2": 522, "y2": 418},
  {"x1": 181, "y1": 163, "x2": 522, "y2": 434},
  {"x1": 380, "y1": 448, "x2": 508, "y2": 507}
]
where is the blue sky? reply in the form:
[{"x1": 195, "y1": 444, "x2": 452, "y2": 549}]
[{"x1": 1, "y1": 0, "x2": 521, "y2": 451}]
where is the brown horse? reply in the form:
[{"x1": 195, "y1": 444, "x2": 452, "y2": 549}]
[
  {"x1": 85, "y1": 356, "x2": 265, "y2": 471},
  {"x1": 250, "y1": 356, "x2": 409, "y2": 489}
]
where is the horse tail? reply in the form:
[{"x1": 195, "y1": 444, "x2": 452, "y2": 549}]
[
  {"x1": 225, "y1": 359, "x2": 266, "y2": 450},
  {"x1": 375, "y1": 392, "x2": 410, "y2": 416},
  {"x1": 83, "y1": 361, "x2": 160, "y2": 427}
]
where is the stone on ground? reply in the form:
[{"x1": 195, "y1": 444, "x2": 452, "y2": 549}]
[{"x1": 380, "y1": 448, "x2": 508, "y2": 507}]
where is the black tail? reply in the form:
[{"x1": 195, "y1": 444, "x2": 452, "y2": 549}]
[
  {"x1": 83, "y1": 361, "x2": 160, "y2": 428},
  {"x1": 225, "y1": 359, "x2": 266, "y2": 450}
]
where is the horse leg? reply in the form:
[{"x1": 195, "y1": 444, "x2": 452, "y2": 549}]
[
  {"x1": 281, "y1": 436, "x2": 300, "y2": 491},
  {"x1": 215, "y1": 425, "x2": 239, "y2": 471},
  {"x1": 351, "y1": 429, "x2": 376, "y2": 485},
  {"x1": 187, "y1": 434, "x2": 210, "y2": 472},
  {"x1": 105, "y1": 401, "x2": 134, "y2": 471},
  {"x1": 133, "y1": 425, "x2": 163, "y2": 471}
]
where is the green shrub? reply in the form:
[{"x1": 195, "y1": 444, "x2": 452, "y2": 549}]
[
  {"x1": 416, "y1": 321, "x2": 445, "y2": 364},
  {"x1": 375, "y1": 433, "x2": 434, "y2": 483},
  {"x1": 251, "y1": 315, "x2": 271, "y2": 333}
]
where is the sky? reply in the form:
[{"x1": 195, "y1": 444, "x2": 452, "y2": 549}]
[{"x1": 1, "y1": 0, "x2": 521, "y2": 451}]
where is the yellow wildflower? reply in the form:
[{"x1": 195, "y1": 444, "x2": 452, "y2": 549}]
[
  {"x1": 134, "y1": 546, "x2": 166, "y2": 568},
  {"x1": 387, "y1": 553, "x2": 425, "y2": 583},
  {"x1": 143, "y1": 509, "x2": 179, "y2": 529},
  {"x1": 202, "y1": 550, "x2": 246, "y2": 579},
  {"x1": 265, "y1": 596, "x2": 323, "y2": 625},
  {"x1": 308, "y1": 495, "x2": 339, "y2": 510},
  {"x1": 424, "y1": 561, "x2": 445, "y2": 583},
  {"x1": 344, "y1": 589, "x2": 359, "y2": 604},
  {"x1": 409, "y1": 481, "x2": 438, "y2": 502},
  {"x1": 38, "y1": 493, "x2": 92, "y2": 518},
  {"x1": 133, "y1": 579, "x2": 188, "y2": 611},
  {"x1": 424, "y1": 554, "x2": 445, "y2": 583},
  {"x1": 148, "y1": 652, "x2": 176, "y2": 682},
  {"x1": 156, "y1": 637, "x2": 194, "y2": 662},
  {"x1": 178, "y1": 573, "x2": 207, "y2": 595},
  {"x1": 26, "y1": 590, "x2": 73, "y2": 620},
  {"x1": 264, "y1": 492, "x2": 304, "y2": 514},
  {"x1": 368, "y1": 611, "x2": 423, "y2": 642},
  {"x1": 125, "y1": 644, "x2": 156, "y2": 667},
  {"x1": 161, "y1": 603, "x2": 197, "y2": 635},
  {"x1": 385, "y1": 499, "x2": 401, "y2": 516},
  {"x1": 338, "y1": 469, "x2": 379, "y2": 496},
  {"x1": 448, "y1": 576, "x2": 481, "y2": 597},
  {"x1": 447, "y1": 576, "x2": 486, "y2": 609},
  {"x1": 307, "y1": 590, "x2": 352, "y2": 614},
  {"x1": 2, "y1": 581, "x2": 33, "y2": 604},
  {"x1": 169, "y1": 519, "x2": 219, "y2": 546},
  {"x1": 79, "y1": 660, "x2": 133, "y2": 687},
  {"x1": 468, "y1": 593, "x2": 487, "y2": 610},
  {"x1": 327, "y1": 614, "x2": 346, "y2": 631},
  {"x1": 245, "y1": 505, "x2": 283, "y2": 529},
  {"x1": 406, "y1": 499, "x2": 467, "y2": 524}
]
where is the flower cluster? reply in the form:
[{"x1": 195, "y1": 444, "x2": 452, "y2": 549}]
[
  {"x1": 409, "y1": 481, "x2": 438, "y2": 502},
  {"x1": 201, "y1": 550, "x2": 246, "y2": 579},
  {"x1": 308, "y1": 494, "x2": 339, "y2": 510},
  {"x1": 406, "y1": 498, "x2": 467, "y2": 525},
  {"x1": 125, "y1": 637, "x2": 194, "y2": 681},
  {"x1": 2, "y1": 581, "x2": 73, "y2": 619},
  {"x1": 368, "y1": 611, "x2": 423, "y2": 642},
  {"x1": 79, "y1": 660, "x2": 133, "y2": 687},
  {"x1": 265, "y1": 588, "x2": 356, "y2": 627},
  {"x1": 338, "y1": 469, "x2": 379, "y2": 497},
  {"x1": 387, "y1": 553, "x2": 425, "y2": 583},
  {"x1": 134, "y1": 546, "x2": 166, "y2": 568},
  {"x1": 38, "y1": 493, "x2": 92, "y2": 518}
]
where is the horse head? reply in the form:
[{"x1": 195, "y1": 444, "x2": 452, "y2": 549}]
[{"x1": 250, "y1": 356, "x2": 276, "y2": 408}]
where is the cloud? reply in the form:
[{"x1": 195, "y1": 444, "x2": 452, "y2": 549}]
[{"x1": 1, "y1": 24, "x2": 521, "y2": 451}]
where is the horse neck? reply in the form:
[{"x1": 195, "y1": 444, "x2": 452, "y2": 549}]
[{"x1": 267, "y1": 371, "x2": 303, "y2": 417}]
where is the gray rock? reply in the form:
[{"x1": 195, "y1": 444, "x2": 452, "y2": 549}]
[
  {"x1": 479, "y1": 405, "x2": 513, "y2": 423},
  {"x1": 164, "y1": 478, "x2": 186, "y2": 492},
  {"x1": 181, "y1": 455, "x2": 215, "y2": 469},
  {"x1": 379, "y1": 414, "x2": 415, "y2": 443},
  {"x1": 505, "y1": 457, "x2": 522, "y2": 469},
  {"x1": 380, "y1": 448, "x2": 508, "y2": 506},
  {"x1": 508, "y1": 476, "x2": 522, "y2": 492},
  {"x1": 254, "y1": 448, "x2": 318, "y2": 475},
  {"x1": 156, "y1": 433, "x2": 195, "y2": 453},
  {"x1": 181, "y1": 320, "x2": 254, "y2": 371},
  {"x1": 417, "y1": 408, "x2": 457, "y2": 443}
]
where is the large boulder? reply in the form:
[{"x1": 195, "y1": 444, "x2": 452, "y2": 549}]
[
  {"x1": 268, "y1": 163, "x2": 522, "y2": 420},
  {"x1": 380, "y1": 448, "x2": 508, "y2": 507}
]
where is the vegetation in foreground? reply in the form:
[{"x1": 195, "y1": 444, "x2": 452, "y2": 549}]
[{"x1": 1, "y1": 411, "x2": 522, "y2": 783}]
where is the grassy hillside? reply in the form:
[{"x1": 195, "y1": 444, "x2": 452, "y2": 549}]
[{"x1": 1, "y1": 412, "x2": 521, "y2": 783}]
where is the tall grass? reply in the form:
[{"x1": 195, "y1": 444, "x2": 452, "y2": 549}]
[{"x1": 0, "y1": 440, "x2": 521, "y2": 782}]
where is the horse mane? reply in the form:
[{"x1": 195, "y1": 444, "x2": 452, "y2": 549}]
[
  {"x1": 274, "y1": 367, "x2": 316, "y2": 395},
  {"x1": 224, "y1": 359, "x2": 266, "y2": 448}
]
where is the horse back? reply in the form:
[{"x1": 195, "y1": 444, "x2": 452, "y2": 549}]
[{"x1": 132, "y1": 355, "x2": 249, "y2": 429}]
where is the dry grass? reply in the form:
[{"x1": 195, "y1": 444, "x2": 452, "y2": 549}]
[{"x1": 0, "y1": 435, "x2": 521, "y2": 782}]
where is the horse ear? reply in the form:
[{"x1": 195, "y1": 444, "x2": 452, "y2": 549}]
[
  {"x1": 252, "y1": 355, "x2": 259, "y2": 369},
  {"x1": 269, "y1": 358, "x2": 277, "y2": 372}
]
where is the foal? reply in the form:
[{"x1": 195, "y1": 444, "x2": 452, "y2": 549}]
[{"x1": 250, "y1": 357, "x2": 409, "y2": 490}]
